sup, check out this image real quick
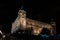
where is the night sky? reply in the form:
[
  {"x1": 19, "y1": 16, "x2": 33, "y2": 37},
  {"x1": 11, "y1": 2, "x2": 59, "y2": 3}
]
[{"x1": 0, "y1": 0, "x2": 57, "y2": 33}]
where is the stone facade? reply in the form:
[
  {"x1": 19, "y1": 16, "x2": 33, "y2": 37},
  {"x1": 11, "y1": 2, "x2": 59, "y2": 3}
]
[{"x1": 11, "y1": 10, "x2": 54, "y2": 36}]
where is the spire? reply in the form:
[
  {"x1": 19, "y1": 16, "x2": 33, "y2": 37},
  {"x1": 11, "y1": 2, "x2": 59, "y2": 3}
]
[
  {"x1": 18, "y1": 4, "x2": 26, "y2": 16},
  {"x1": 20, "y1": 4, "x2": 24, "y2": 10}
]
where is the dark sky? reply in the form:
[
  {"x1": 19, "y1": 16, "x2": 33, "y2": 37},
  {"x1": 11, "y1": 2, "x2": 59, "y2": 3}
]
[
  {"x1": 0, "y1": 0, "x2": 56, "y2": 23},
  {"x1": 0, "y1": 0, "x2": 57, "y2": 33}
]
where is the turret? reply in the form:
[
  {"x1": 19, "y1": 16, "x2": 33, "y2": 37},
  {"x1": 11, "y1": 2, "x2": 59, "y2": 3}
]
[{"x1": 18, "y1": 5, "x2": 26, "y2": 18}]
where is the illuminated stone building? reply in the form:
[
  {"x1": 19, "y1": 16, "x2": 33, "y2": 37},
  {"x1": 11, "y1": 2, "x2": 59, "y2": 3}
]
[{"x1": 11, "y1": 9, "x2": 55, "y2": 36}]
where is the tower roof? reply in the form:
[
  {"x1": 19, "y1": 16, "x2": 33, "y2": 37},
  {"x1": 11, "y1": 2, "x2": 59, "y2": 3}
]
[{"x1": 20, "y1": 5, "x2": 24, "y2": 10}]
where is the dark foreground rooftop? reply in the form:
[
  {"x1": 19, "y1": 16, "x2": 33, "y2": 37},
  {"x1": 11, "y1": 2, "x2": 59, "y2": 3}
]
[{"x1": 0, "y1": 31, "x2": 60, "y2": 40}]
